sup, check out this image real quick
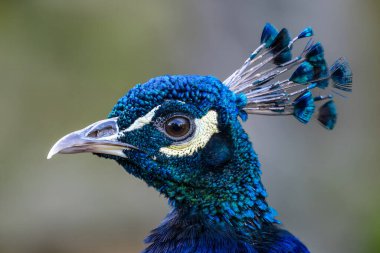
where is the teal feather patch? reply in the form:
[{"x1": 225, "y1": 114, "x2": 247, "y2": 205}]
[
  {"x1": 261, "y1": 23, "x2": 279, "y2": 48},
  {"x1": 318, "y1": 100, "x2": 337, "y2": 130},
  {"x1": 305, "y1": 42, "x2": 325, "y2": 64},
  {"x1": 297, "y1": 27, "x2": 313, "y2": 39},
  {"x1": 290, "y1": 62, "x2": 315, "y2": 84},
  {"x1": 293, "y1": 91, "x2": 315, "y2": 123},
  {"x1": 330, "y1": 58, "x2": 353, "y2": 92}
]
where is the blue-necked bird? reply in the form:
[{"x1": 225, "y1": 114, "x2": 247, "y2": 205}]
[{"x1": 48, "y1": 23, "x2": 352, "y2": 253}]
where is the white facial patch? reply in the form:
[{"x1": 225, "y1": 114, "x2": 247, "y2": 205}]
[
  {"x1": 159, "y1": 110, "x2": 219, "y2": 157},
  {"x1": 123, "y1": 105, "x2": 161, "y2": 133}
]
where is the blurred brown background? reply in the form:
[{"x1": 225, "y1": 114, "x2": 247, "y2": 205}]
[{"x1": 0, "y1": 0, "x2": 379, "y2": 252}]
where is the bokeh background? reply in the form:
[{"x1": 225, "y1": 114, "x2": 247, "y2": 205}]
[{"x1": 0, "y1": 0, "x2": 378, "y2": 252}]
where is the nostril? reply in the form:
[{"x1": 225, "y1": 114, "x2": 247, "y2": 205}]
[{"x1": 87, "y1": 126, "x2": 116, "y2": 138}]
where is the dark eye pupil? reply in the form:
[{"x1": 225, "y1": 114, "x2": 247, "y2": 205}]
[{"x1": 165, "y1": 117, "x2": 190, "y2": 138}]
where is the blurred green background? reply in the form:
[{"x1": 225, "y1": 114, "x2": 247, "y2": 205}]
[{"x1": 0, "y1": 0, "x2": 379, "y2": 252}]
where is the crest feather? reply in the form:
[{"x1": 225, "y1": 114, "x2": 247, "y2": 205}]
[{"x1": 223, "y1": 23, "x2": 352, "y2": 129}]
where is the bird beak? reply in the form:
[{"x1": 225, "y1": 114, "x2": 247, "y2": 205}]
[{"x1": 47, "y1": 117, "x2": 137, "y2": 159}]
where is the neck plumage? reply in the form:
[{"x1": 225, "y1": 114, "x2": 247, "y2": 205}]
[
  {"x1": 143, "y1": 125, "x2": 309, "y2": 252},
  {"x1": 143, "y1": 144, "x2": 277, "y2": 252},
  {"x1": 143, "y1": 206, "x2": 309, "y2": 253},
  {"x1": 143, "y1": 207, "x2": 257, "y2": 253}
]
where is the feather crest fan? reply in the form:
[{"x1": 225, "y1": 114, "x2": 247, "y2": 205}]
[{"x1": 224, "y1": 23, "x2": 352, "y2": 129}]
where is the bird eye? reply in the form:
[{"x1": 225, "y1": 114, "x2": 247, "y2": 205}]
[{"x1": 164, "y1": 116, "x2": 192, "y2": 140}]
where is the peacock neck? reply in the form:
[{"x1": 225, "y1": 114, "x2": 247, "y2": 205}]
[
  {"x1": 162, "y1": 132, "x2": 279, "y2": 238},
  {"x1": 142, "y1": 207, "x2": 259, "y2": 253},
  {"x1": 142, "y1": 133, "x2": 310, "y2": 252},
  {"x1": 143, "y1": 161, "x2": 279, "y2": 252},
  {"x1": 144, "y1": 123, "x2": 284, "y2": 252},
  {"x1": 142, "y1": 206, "x2": 309, "y2": 253}
]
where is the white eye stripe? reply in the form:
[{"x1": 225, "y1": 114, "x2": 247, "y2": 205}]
[
  {"x1": 122, "y1": 101, "x2": 186, "y2": 133},
  {"x1": 119, "y1": 105, "x2": 219, "y2": 157},
  {"x1": 159, "y1": 110, "x2": 219, "y2": 157},
  {"x1": 122, "y1": 105, "x2": 161, "y2": 133}
]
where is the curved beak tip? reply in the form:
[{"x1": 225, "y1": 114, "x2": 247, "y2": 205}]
[
  {"x1": 47, "y1": 145, "x2": 60, "y2": 159},
  {"x1": 46, "y1": 150, "x2": 55, "y2": 160},
  {"x1": 46, "y1": 133, "x2": 74, "y2": 160}
]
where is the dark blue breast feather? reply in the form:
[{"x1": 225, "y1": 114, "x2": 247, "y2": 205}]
[{"x1": 143, "y1": 209, "x2": 309, "y2": 253}]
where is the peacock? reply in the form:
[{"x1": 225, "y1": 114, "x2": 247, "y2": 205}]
[{"x1": 47, "y1": 23, "x2": 352, "y2": 253}]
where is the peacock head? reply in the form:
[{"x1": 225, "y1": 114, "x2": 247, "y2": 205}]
[
  {"x1": 47, "y1": 75, "x2": 257, "y2": 207},
  {"x1": 48, "y1": 23, "x2": 352, "y2": 229}
]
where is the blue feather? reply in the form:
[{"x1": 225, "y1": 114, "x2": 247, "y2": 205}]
[
  {"x1": 314, "y1": 79, "x2": 329, "y2": 89},
  {"x1": 317, "y1": 100, "x2": 337, "y2": 130},
  {"x1": 312, "y1": 60, "x2": 330, "y2": 89},
  {"x1": 305, "y1": 42, "x2": 325, "y2": 64},
  {"x1": 293, "y1": 91, "x2": 315, "y2": 124},
  {"x1": 270, "y1": 28, "x2": 292, "y2": 65},
  {"x1": 270, "y1": 28, "x2": 290, "y2": 50},
  {"x1": 297, "y1": 27, "x2": 314, "y2": 39},
  {"x1": 261, "y1": 23, "x2": 279, "y2": 48},
  {"x1": 264, "y1": 229, "x2": 310, "y2": 253},
  {"x1": 275, "y1": 50, "x2": 292, "y2": 65},
  {"x1": 289, "y1": 62, "x2": 314, "y2": 84},
  {"x1": 239, "y1": 110, "x2": 248, "y2": 121},
  {"x1": 330, "y1": 57, "x2": 352, "y2": 92}
]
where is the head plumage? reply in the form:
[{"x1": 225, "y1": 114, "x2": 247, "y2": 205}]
[{"x1": 224, "y1": 23, "x2": 352, "y2": 129}]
